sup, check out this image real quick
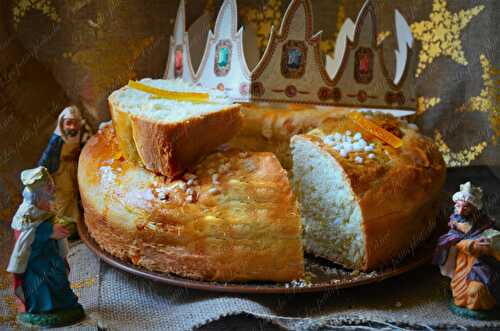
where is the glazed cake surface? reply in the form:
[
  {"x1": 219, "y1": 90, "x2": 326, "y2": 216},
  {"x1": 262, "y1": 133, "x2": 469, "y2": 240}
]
[
  {"x1": 227, "y1": 103, "x2": 351, "y2": 170},
  {"x1": 78, "y1": 125, "x2": 304, "y2": 282},
  {"x1": 291, "y1": 113, "x2": 446, "y2": 271}
]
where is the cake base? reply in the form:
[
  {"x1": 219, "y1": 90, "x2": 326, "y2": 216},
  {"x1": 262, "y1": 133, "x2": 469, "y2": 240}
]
[{"x1": 77, "y1": 214, "x2": 436, "y2": 294}]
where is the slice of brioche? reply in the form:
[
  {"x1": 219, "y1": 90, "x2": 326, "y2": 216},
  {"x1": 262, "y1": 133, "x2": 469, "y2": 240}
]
[
  {"x1": 291, "y1": 112, "x2": 446, "y2": 271},
  {"x1": 78, "y1": 125, "x2": 304, "y2": 282},
  {"x1": 108, "y1": 79, "x2": 242, "y2": 178}
]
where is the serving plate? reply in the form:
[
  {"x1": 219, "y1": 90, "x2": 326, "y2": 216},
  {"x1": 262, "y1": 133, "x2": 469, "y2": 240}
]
[{"x1": 77, "y1": 218, "x2": 436, "y2": 294}]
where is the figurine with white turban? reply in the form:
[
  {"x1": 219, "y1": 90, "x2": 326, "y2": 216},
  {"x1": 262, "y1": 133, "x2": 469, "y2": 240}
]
[
  {"x1": 7, "y1": 167, "x2": 84, "y2": 327},
  {"x1": 433, "y1": 182, "x2": 500, "y2": 319},
  {"x1": 38, "y1": 105, "x2": 90, "y2": 236}
]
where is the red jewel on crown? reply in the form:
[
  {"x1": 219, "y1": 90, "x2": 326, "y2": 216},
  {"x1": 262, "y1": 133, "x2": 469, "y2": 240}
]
[
  {"x1": 359, "y1": 54, "x2": 370, "y2": 74},
  {"x1": 285, "y1": 85, "x2": 298, "y2": 98},
  {"x1": 174, "y1": 48, "x2": 183, "y2": 78}
]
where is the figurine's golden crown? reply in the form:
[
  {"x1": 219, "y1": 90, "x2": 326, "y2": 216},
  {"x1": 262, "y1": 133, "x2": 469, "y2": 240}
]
[{"x1": 164, "y1": 0, "x2": 416, "y2": 112}]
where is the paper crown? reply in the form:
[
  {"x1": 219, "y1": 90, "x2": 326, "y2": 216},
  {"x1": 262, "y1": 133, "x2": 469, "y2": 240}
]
[{"x1": 164, "y1": 0, "x2": 416, "y2": 112}]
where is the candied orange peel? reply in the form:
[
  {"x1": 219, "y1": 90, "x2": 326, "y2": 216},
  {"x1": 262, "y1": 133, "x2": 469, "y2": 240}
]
[
  {"x1": 128, "y1": 80, "x2": 210, "y2": 103},
  {"x1": 349, "y1": 112, "x2": 403, "y2": 148}
]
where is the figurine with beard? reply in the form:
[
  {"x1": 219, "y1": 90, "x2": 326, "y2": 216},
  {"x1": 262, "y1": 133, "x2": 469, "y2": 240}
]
[
  {"x1": 434, "y1": 182, "x2": 500, "y2": 319},
  {"x1": 38, "y1": 106, "x2": 89, "y2": 236}
]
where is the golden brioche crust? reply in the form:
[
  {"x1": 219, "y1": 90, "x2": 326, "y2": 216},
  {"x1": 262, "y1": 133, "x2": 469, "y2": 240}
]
[
  {"x1": 227, "y1": 104, "x2": 350, "y2": 169},
  {"x1": 78, "y1": 126, "x2": 304, "y2": 282},
  {"x1": 109, "y1": 90, "x2": 242, "y2": 179},
  {"x1": 293, "y1": 113, "x2": 446, "y2": 270}
]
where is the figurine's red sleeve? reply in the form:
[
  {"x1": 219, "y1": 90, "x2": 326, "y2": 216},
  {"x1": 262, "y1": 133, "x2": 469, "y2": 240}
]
[
  {"x1": 12, "y1": 271, "x2": 26, "y2": 311},
  {"x1": 13, "y1": 273, "x2": 23, "y2": 288},
  {"x1": 12, "y1": 230, "x2": 26, "y2": 310}
]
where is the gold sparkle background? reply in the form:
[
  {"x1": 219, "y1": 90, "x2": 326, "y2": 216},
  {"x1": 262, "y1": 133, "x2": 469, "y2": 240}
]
[{"x1": 0, "y1": 0, "x2": 499, "y2": 222}]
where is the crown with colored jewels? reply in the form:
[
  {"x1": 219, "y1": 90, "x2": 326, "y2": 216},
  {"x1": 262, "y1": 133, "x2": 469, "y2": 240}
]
[{"x1": 164, "y1": 0, "x2": 416, "y2": 113}]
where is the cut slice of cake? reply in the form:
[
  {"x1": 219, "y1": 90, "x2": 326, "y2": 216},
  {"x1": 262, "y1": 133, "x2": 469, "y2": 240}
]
[
  {"x1": 291, "y1": 112, "x2": 446, "y2": 271},
  {"x1": 108, "y1": 78, "x2": 242, "y2": 178}
]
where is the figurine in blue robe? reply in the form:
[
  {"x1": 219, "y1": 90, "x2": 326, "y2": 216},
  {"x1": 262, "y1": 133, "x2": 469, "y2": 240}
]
[{"x1": 7, "y1": 167, "x2": 84, "y2": 327}]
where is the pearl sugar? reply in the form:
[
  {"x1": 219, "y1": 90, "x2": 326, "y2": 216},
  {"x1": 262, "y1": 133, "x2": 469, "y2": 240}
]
[{"x1": 322, "y1": 130, "x2": 377, "y2": 163}]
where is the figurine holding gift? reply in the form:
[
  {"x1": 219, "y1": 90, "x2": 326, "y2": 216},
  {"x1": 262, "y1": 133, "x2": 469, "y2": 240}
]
[
  {"x1": 434, "y1": 182, "x2": 500, "y2": 319},
  {"x1": 7, "y1": 167, "x2": 84, "y2": 328},
  {"x1": 38, "y1": 106, "x2": 88, "y2": 236}
]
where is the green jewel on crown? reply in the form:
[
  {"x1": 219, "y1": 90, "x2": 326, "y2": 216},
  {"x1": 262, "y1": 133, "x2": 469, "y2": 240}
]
[{"x1": 218, "y1": 47, "x2": 229, "y2": 68}]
